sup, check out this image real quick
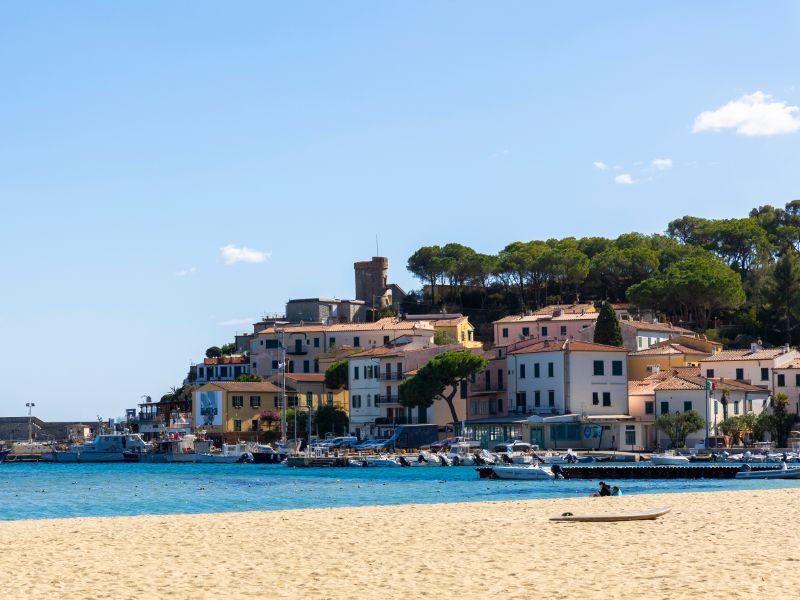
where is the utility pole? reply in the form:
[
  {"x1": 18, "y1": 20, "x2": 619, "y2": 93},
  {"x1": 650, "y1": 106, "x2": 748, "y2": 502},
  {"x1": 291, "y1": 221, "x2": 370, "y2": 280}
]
[
  {"x1": 278, "y1": 328, "x2": 287, "y2": 444},
  {"x1": 25, "y1": 402, "x2": 35, "y2": 443}
]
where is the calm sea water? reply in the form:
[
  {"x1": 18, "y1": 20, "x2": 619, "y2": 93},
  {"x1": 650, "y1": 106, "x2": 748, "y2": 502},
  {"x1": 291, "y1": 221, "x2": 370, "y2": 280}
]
[{"x1": 1, "y1": 462, "x2": 799, "y2": 521}]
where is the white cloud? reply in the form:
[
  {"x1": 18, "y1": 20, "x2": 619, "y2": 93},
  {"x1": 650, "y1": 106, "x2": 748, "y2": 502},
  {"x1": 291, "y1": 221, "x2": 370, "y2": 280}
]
[
  {"x1": 692, "y1": 91, "x2": 800, "y2": 136},
  {"x1": 175, "y1": 267, "x2": 197, "y2": 277},
  {"x1": 651, "y1": 158, "x2": 673, "y2": 170},
  {"x1": 592, "y1": 161, "x2": 608, "y2": 170},
  {"x1": 218, "y1": 318, "x2": 257, "y2": 326},
  {"x1": 220, "y1": 244, "x2": 271, "y2": 265},
  {"x1": 614, "y1": 174, "x2": 634, "y2": 185}
]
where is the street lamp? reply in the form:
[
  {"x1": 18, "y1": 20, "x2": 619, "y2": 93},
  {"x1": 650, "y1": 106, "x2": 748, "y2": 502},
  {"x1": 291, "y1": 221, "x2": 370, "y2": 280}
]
[{"x1": 25, "y1": 402, "x2": 36, "y2": 443}]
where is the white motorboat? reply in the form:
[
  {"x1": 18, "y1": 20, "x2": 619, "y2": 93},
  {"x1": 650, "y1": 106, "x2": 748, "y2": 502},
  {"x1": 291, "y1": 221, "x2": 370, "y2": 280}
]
[
  {"x1": 406, "y1": 451, "x2": 449, "y2": 466},
  {"x1": 650, "y1": 452, "x2": 690, "y2": 466},
  {"x1": 349, "y1": 455, "x2": 403, "y2": 467},
  {"x1": 489, "y1": 464, "x2": 556, "y2": 480},
  {"x1": 197, "y1": 442, "x2": 255, "y2": 464},
  {"x1": 131, "y1": 434, "x2": 200, "y2": 463},
  {"x1": 48, "y1": 432, "x2": 148, "y2": 462},
  {"x1": 447, "y1": 443, "x2": 478, "y2": 466}
]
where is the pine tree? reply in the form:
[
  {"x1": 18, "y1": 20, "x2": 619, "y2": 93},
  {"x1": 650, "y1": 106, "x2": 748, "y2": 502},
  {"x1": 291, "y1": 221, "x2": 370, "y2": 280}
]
[{"x1": 593, "y1": 302, "x2": 623, "y2": 346}]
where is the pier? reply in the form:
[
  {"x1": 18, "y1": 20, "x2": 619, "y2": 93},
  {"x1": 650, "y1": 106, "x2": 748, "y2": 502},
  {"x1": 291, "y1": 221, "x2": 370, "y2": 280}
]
[{"x1": 477, "y1": 464, "x2": 782, "y2": 479}]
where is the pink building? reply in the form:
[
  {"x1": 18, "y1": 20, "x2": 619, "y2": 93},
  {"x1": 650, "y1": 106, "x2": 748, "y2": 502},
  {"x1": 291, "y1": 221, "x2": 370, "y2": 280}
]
[{"x1": 493, "y1": 308, "x2": 598, "y2": 347}]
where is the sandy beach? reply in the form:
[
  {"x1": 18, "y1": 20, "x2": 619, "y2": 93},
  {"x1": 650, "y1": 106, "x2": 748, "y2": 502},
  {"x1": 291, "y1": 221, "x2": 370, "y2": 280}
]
[{"x1": 1, "y1": 488, "x2": 798, "y2": 599}]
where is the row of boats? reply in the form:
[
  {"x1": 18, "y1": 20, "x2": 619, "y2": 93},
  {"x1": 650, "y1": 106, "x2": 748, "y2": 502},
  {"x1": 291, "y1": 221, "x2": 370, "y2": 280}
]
[{"x1": 5, "y1": 432, "x2": 292, "y2": 464}]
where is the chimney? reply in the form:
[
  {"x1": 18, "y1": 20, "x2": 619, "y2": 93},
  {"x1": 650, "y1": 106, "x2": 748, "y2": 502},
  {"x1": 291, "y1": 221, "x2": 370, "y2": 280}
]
[{"x1": 750, "y1": 342, "x2": 760, "y2": 353}]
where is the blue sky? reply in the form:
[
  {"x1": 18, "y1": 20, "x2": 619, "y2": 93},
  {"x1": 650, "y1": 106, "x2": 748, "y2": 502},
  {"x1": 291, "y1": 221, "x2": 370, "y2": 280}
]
[{"x1": 1, "y1": 1, "x2": 798, "y2": 420}]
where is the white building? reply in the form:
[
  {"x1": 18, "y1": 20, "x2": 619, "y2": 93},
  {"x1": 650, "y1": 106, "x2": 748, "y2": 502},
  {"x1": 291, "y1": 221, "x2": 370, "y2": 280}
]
[
  {"x1": 504, "y1": 339, "x2": 636, "y2": 449},
  {"x1": 580, "y1": 319, "x2": 696, "y2": 352},
  {"x1": 628, "y1": 368, "x2": 771, "y2": 449},
  {"x1": 700, "y1": 344, "x2": 798, "y2": 395},
  {"x1": 771, "y1": 358, "x2": 800, "y2": 414},
  {"x1": 347, "y1": 341, "x2": 465, "y2": 439}
]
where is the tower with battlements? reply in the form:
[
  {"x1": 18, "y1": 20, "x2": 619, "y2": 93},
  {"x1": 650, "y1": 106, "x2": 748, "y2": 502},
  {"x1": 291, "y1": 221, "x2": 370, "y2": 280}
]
[{"x1": 354, "y1": 256, "x2": 389, "y2": 308}]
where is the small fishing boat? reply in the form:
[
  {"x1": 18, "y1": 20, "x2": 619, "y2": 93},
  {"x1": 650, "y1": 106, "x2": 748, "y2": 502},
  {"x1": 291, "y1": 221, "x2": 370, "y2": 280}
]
[
  {"x1": 488, "y1": 464, "x2": 556, "y2": 480},
  {"x1": 196, "y1": 442, "x2": 255, "y2": 464},
  {"x1": 550, "y1": 507, "x2": 671, "y2": 522},
  {"x1": 735, "y1": 466, "x2": 800, "y2": 479},
  {"x1": 650, "y1": 452, "x2": 690, "y2": 466}
]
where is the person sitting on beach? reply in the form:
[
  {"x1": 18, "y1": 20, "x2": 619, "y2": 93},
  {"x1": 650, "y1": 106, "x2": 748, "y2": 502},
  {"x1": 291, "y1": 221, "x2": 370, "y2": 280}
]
[
  {"x1": 611, "y1": 485, "x2": 621, "y2": 496},
  {"x1": 592, "y1": 482, "x2": 612, "y2": 497}
]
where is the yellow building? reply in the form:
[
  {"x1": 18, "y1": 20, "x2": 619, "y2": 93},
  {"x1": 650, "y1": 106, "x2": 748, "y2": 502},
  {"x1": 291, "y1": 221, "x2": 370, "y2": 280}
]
[
  {"x1": 193, "y1": 381, "x2": 282, "y2": 444},
  {"x1": 627, "y1": 343, "x2": 710, "y2": 381},
  {"x1": 432, "y1": 315, "x2": 482, "y2": 348},
  {"x1": 270, "y1": 373, "x2": 349, "y2": 414}
]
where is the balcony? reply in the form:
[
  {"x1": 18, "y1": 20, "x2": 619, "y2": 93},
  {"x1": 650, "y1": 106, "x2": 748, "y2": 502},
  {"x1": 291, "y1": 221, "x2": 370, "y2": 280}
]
[
  {"x1": 377, "y1": 394, "x2": 399, "y2": 405},
  {"x1": 380, "y1": 373, "x2": 407, "y2": 381}
]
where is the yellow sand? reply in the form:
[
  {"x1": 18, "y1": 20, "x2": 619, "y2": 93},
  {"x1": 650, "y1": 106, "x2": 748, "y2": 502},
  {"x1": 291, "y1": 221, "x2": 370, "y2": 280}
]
[{"x1": 2, "y1": 489, "x2": 798, "y2": 600}]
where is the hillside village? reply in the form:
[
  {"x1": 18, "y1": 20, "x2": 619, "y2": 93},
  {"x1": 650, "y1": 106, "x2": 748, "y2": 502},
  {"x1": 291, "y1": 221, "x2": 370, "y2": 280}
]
[{"x1": 115, "y1": 253, "x2": 800, "y2": 453}]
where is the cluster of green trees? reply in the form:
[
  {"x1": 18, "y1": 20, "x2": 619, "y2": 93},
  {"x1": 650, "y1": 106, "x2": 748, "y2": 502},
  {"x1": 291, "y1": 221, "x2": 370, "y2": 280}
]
[
  {"x1": 403, "y1": 200, "x2": 800, "y2": 347},
  {"x1": 205, "y1": 343, "x2": 239, "y2": 359}
]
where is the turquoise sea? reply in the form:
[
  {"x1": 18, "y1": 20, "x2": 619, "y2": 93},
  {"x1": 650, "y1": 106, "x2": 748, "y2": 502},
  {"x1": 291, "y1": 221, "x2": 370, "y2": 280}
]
[{"x1": 2, "y1": 463, "x2": 799, "y2": 521}]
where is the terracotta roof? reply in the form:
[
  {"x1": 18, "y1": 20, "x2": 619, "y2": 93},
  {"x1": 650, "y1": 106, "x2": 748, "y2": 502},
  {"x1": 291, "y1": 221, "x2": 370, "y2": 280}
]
[
  {"x1": 628, "y1": 380, "x2": 659, "y2": 395},
  {"x1": 629, "y1": 344, "x2": 709, "y2": 357},
  {"x1": 200, "y1": 381, "x2": 282, "y2": 393},
  {"x1": 350, "y1": 346, "x2": 407, "y2": 358},
  {"x1": 654, "y1": 376, "x2": 704, "y2": 391},
  {"x1": 284, "y1": 373, "x2": 325, "y2": 383},
  {"x1": 774, "y1": 358, "x2": 800, "y2": 370},
  {"x1": 623, "y1": 321, "x2": 695, "y2": 334},
  {"x1": 531, "y1": 303, "x2": 596, "y2": 316},
  {"x1": 551, "y1": 313, "x2": 599, "y2": 322},
  {"x1": 258, "y1": 318, "x2": 434, "y2": 335},
  {"x1": 203, "y1": 355, "x2": 249, "y2": 365},
  {"x1": 510, "y1": 339, "x2": 627, "y2": 355},
  {"x1": 713, "y1": 378, "x2": 769, "y2": 392},
  {"x1": 432, "y1": 316, "x2": 470, "y2": 327},
  {"x1": 702, "y1": 348, "x2": 794, "y2": 362}
]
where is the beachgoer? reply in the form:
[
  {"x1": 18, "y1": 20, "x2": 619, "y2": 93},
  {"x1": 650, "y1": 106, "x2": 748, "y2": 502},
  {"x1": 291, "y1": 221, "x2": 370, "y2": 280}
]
[
  {"x1": 598, "y1": 482, "x2": 611, "y2": 497},
  {"x1": 611, "y1": 486, "x2": 621, "y2": 496}
]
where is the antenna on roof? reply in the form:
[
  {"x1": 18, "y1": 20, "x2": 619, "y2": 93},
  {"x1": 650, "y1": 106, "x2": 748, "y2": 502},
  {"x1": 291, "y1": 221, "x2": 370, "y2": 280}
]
[{"x1": 376, "y1": 234, "x2": 379, "y2": 256}]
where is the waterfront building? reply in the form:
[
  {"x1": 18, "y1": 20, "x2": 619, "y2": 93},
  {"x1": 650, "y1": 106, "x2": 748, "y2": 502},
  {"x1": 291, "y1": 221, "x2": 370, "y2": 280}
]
[
  {"x1": 771, "y1": 358, "x2": 800, "y2": 414},
  {"x1": 628, "y1": 368, "x2": 770, "y2": 449},
  {"x1": 347, "y1": 340, "x2": 466, "y2": 439},
  {"x1": 268, "y1": 373, "x2": 349, "y2": 414},
  {"x1": 699, "y1": 344, "x2": 799, "y2": 395},
  {"x1": 465, "y1": 349, "x2": 508, "y2": 421},
  {"x1": 192, "y1": 381, "x2": 283, "y2": 444},
  {"x1": 465, "y1": 339, "x2": 639, "y2": 450}
]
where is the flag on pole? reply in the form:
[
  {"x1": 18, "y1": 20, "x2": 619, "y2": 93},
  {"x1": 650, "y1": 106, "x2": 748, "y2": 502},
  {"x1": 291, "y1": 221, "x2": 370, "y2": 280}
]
[{"x1": 705, "y1": 380, "x2": 716, "y2": 391}]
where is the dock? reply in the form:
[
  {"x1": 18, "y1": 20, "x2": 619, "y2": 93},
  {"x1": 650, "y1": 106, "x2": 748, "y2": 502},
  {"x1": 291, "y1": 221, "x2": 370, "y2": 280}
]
[{"x1": 477, "y1": 464, "x2": 782, "y2": 479}]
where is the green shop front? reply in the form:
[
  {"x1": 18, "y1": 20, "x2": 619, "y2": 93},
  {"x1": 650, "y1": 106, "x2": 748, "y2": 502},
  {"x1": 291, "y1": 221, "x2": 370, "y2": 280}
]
[{"x1": 464, "y1": 414, "x2": 643, "y2": 451}]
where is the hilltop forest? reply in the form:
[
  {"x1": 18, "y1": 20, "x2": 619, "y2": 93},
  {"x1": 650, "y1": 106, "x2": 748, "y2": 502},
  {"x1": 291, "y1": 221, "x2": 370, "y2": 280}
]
[{"x1": 401, "y1": 201, "x2": 800, "y2": 348}]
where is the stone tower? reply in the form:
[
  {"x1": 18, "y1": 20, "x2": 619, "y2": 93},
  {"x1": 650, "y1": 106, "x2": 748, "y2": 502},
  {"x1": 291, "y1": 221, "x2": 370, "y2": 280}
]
[{"x1": 354, "y1": 256, "x2": 389, "y2": 308}]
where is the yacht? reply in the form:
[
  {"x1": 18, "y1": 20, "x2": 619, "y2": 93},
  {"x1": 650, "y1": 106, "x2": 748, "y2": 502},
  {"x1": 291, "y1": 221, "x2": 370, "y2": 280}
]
[
  {"x1": 650, "y1": 452, "x2": 690, "y2": 466},
  {"x1": 48, "y1": 432, "x2": 148, "y2": 462}
]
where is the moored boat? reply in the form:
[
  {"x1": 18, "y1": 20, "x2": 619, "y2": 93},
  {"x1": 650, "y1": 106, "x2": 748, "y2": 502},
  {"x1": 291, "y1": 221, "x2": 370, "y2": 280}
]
[
  {"x1": 650, "y1": 452, "x2": 690, "y2": 466},
  {"x1": 488, "y1": 464, "x2": 556, "y2": 480},
  {"x1": 47, "y1": 432, "x2": 148, "y2": 462},
  {"x1": 735, "y1": 466, "x2": 800, "y2": 479}
]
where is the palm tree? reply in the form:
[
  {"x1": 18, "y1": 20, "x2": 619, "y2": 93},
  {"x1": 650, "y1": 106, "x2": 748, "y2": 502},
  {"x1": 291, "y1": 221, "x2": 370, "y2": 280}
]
[{"x1": 720, "y1": 389, "x2": 730, "y2": 421}]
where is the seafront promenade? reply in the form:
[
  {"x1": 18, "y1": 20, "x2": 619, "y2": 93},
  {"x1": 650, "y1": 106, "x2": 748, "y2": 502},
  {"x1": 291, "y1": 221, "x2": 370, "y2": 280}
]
[{"x1": 1, "y1": 488, "x2": 796, "y2": 599}]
